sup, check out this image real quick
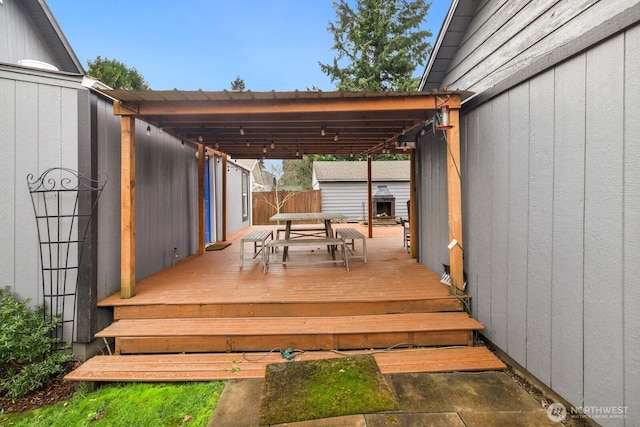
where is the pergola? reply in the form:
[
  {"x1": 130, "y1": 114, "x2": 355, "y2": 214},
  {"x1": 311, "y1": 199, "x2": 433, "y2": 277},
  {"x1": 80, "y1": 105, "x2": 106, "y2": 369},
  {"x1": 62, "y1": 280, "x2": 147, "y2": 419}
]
[{"x1": 99, "y1": 89, "x2": 470, "y2": 298}]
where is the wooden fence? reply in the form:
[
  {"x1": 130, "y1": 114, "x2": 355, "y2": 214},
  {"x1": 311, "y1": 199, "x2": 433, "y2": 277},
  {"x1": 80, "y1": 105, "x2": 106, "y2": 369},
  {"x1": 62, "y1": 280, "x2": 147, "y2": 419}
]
[{"x1": 252, "y1": 190, "x2": 322, "y2": 225}]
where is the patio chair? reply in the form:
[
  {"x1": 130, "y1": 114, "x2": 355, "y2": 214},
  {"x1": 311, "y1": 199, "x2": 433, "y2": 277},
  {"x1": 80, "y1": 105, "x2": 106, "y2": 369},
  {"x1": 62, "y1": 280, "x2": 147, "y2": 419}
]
[{"x1": 402, "y1": 200, "x2": 410, "y2": 252}]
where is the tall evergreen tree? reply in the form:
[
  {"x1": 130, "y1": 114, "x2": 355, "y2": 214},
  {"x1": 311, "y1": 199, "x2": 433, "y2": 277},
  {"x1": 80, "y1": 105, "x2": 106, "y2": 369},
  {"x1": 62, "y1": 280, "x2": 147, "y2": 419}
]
[{"x1": 319, "y1": 0, "x2": 431, "y2": 91}]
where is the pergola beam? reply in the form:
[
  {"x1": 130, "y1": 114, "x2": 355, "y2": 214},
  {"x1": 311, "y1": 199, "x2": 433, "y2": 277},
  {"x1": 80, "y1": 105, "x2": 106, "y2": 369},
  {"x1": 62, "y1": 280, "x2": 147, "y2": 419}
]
[{"x1": 114, "y1": 95, "x2": 461, "y2": 117}]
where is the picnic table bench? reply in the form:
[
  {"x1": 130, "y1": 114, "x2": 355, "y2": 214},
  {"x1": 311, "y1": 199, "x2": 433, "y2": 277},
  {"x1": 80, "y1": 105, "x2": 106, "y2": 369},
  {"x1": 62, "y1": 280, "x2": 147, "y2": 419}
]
[
  {"x1": 239, "y1": 229, "x2": 273, "y2": 268},
  {"x1": 335, "y1": 227, "x2": 367, "y2": 263},
  {"x1": 264, "y1": 237, "x2": 349, "y2": 273}
]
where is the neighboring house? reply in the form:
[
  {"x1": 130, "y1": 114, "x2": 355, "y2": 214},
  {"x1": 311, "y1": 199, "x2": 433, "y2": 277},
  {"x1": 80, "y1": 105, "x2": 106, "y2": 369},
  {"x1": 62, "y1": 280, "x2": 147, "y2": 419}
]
[
  {"x1": 218, "y1": 157, "x2": 252, "y2": 233},
  {"x1": 312, "y1": 161, "x2": 410, "y2": 222},
  {"x1": 0, "y1": 0, "x2": 248, "y2": 359},
  {"x1": 418, "y1": 1, "x2": 639, "y2": 425},
  {"x1": 236, "y1": 158, "x2": 274, "y2": 193}
]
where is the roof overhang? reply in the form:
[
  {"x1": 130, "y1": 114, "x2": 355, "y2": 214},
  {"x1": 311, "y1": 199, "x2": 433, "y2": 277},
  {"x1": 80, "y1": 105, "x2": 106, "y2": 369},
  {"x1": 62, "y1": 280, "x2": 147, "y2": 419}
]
[
  {"x1": 419, "y1": 0, "x2": 476, "y2": 91},
  {"x1": 98, "y1": 89, "x2": 473, "y2": 159}
]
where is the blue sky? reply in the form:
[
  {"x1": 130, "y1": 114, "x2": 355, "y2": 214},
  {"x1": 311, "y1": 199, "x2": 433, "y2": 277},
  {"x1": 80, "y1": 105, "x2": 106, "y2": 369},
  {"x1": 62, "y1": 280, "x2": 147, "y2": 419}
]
[{"x1": 46, "y1": 0, "x2": 451, "y2": 91}]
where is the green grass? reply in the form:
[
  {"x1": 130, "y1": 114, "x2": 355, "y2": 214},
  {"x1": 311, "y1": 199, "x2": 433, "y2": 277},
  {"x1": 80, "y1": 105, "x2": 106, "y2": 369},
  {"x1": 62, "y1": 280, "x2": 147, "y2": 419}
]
[
  {"x1": 0, "y1": 381, "x2": 226, "y2": 427},
  {"x1": 260, "y1": 355, "x2": 398, "y2": 425}
]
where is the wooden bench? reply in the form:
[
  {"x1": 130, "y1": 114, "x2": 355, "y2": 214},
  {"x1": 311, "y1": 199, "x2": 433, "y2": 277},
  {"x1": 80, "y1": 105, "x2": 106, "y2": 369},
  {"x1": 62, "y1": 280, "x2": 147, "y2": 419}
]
[
  {"x1": 239, "y1": 229, "x2": 273, "y2": 268},
  {"x1": 335, "y1": 228, "x2": 367, "y2": 263},
  {"x1": 264, "y1": 237, "x2": 349, "y2": 273}
]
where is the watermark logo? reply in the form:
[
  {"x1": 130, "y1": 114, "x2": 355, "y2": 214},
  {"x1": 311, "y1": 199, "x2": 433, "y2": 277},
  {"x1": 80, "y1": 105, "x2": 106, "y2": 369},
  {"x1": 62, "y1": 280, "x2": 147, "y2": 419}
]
[
  {"x1": 547, "y1": 402, "x2": 628, "y2": 423},
  {"x1": 547, "y1": 403, "x2": 567, "y2": 422}
]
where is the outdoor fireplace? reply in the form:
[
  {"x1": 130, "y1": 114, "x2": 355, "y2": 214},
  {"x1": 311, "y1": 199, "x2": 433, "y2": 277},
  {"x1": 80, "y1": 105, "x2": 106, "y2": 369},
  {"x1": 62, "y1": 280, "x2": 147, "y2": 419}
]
[{"x1": 372, "y1": 185, "x2": 395, "y2": 218}]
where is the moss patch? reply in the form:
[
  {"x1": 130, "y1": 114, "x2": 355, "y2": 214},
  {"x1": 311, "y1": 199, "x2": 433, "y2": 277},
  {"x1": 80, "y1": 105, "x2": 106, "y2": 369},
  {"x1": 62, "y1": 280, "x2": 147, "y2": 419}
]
[{"x1": 259, "y1": 355, "x2": 398, "y2": 425}]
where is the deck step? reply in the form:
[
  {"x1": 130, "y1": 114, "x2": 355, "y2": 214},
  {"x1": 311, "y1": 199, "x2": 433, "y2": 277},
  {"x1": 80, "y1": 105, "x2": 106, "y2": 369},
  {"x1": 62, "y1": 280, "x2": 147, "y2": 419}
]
[
  {"x1": 96, "y1": 312, "x2": 484, "y2": 353},
  {"x1": 111, "y1": 298, "x2": 466, "y2": 320},
  {"x1": 65, "y1": 346, "x2": 506, "y2": 382}
]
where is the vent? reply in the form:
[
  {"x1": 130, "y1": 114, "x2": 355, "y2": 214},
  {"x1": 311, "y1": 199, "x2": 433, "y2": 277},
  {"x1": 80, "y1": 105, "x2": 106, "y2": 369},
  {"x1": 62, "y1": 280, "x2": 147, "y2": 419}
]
[{"x1": 18, "y1": 59, "x2": 59, "y2": 71}]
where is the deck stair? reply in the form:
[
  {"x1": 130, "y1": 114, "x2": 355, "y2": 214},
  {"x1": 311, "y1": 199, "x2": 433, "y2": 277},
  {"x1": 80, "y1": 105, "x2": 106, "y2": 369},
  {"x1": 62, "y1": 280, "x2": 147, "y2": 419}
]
[
  {"x1": 96, "y1": 312, "x2": 483, "y2": 354},
  {"x1": 65, "y1": 308, "x2": 506, "y2": 382},
  {"x1": 65, "y1": 346, "x2": 506, "y2": 382},
  {"x1": 65, "y1": 225, "x2": 506, "y2": 383}
]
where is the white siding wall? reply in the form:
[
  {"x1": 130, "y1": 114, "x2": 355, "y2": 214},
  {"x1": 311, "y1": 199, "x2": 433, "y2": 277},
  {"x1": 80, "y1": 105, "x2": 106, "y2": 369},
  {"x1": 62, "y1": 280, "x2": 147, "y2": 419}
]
[
  {"x1": 319, "y1": 181, "x2": 410, "y2": 222},
  {"x1": 225, "y1": 160, "x2": 252, "y2": 234},
  {"x1": 418, "y1": 28, "x2": 640, "y2": 426}
]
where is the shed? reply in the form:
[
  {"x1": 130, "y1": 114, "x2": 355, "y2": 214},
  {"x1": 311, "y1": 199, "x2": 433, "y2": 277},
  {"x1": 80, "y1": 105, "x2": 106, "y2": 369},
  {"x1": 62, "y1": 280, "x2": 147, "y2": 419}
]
[{"x1": 312, "y1": 161, "x2": 410, "y2": 222}]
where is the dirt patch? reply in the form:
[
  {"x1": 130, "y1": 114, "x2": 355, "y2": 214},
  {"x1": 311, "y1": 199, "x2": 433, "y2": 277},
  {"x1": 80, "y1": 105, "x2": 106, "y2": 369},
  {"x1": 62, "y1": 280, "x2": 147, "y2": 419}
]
[
  {"x1": 259, "y1": 355, "x2": 398, "y2": 425},
  {"x1": 0, "y1": 361, "x2": 79, "y2": 414},
  {"x1": 502, "y1": 362, "x2": 593, "y2": 427}
]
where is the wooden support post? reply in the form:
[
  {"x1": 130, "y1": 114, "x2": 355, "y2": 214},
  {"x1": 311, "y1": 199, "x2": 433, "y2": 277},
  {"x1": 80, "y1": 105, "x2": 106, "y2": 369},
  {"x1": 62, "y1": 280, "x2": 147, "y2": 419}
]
[
  {"x1": 367, "y1": 155, "x2": 373, "y2": 238},
  {"x1": 446, "y1": 106, "x2": 464, "y2": 295},
  {"x1": 221, "y1": 155, "x2": 228, "y2": 241},
  {"x1": 197, "y1": 144, "x2": 206, "y2": 254},
  {"x1": 120, "y1": 116, "x2": 135, "y2": 299}
]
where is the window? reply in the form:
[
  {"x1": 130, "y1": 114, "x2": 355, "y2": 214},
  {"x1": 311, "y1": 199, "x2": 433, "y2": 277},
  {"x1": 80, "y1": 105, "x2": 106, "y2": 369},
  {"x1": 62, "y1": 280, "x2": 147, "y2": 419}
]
[{"x1": 241, "y1": 171, "x2": 249, "y2": 221}]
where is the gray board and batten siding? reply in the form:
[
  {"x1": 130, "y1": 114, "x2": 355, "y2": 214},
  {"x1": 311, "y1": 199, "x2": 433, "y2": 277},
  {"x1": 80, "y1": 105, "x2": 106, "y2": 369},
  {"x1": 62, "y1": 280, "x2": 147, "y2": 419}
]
[
  {"x1": 418, "y1": 0, "x2": 640, "y2": 425},
  {"x1": 0, "y1": 66, "x2": 83, "y2": 307},
  {"x1": 0, "y1": 64, "x2": 204, "y2": 348},
  {"x1": 2, "y1": 0, "x2": 250, "y2": 355}
]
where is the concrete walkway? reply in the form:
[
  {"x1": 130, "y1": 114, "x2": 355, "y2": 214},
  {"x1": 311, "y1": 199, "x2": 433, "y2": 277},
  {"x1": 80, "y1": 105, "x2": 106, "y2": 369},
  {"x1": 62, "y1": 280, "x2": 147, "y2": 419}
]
[{"x1": 209, "y1": 371, "x2": 560, "y2": 426}]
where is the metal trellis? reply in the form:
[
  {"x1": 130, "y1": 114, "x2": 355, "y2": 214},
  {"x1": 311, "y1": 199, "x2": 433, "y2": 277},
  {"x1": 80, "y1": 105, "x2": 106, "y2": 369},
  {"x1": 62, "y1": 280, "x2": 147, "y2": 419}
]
[{"x1": 27, "y1": 167, "x2": 107, "y2": 350}]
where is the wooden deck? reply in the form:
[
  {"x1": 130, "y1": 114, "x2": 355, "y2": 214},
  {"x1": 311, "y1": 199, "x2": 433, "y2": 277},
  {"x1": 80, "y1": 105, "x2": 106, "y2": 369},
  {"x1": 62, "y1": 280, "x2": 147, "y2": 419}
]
[
  {"x1": 100, "y1": 224, "x2": 463, "y2": 316},
  {"x1": 67, "y1": 224, "x2": 506, "y2": 382}
]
